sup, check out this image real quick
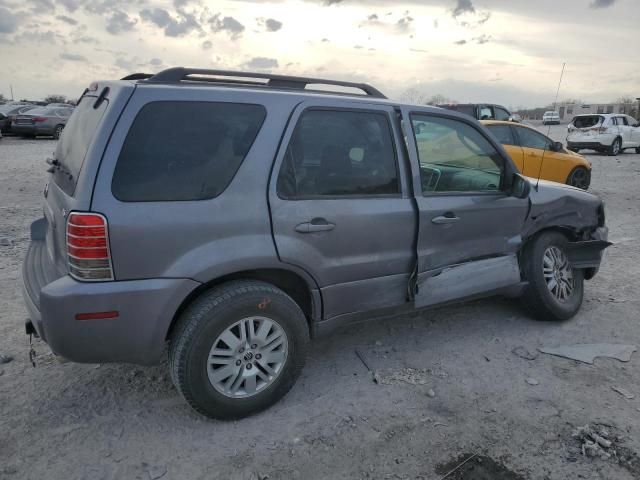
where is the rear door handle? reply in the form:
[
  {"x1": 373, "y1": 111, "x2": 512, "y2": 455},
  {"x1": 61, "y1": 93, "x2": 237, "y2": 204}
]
[
  {"x1": 295, "y1": 218, "x2": 336, "y2": 233},
  {"x1": 431, "y1": 214, "x2": 460, "y2": 225}
]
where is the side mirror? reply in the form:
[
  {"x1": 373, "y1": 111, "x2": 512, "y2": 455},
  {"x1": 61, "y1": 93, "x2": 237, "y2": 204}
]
[
  {"x1": 511, "y1": 173, "x2": 531, "y2": 199},
  {"x1": 550, "y1": 141, "x2": 563, "y2": 152}
]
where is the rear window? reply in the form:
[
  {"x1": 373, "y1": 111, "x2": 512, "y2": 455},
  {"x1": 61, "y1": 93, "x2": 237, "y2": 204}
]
[
  {"x1": 53, "y1": 95, "x2": 108, "y2": 196},
  {"x1": 572, "y1": 116, "x2": 603, "y2": 128},
  {"x1": 112, "y1": 101, "x2": 266, "y2": 202}
]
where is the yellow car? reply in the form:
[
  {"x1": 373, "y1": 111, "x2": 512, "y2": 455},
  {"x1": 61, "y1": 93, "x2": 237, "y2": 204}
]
[{"x1": 481, "y1": 120, "x2": 592, "y2": 190}]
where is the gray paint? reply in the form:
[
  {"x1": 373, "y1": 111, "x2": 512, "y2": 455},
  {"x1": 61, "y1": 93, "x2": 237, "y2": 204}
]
[{"x1": 21, "y1": 77, "x2": 609, "y2": 365}]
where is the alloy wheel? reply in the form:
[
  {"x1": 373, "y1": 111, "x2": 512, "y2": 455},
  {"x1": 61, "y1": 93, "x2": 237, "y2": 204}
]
[
  {"x1": 207, "y1": 316, "x2": 288, "y2": 398},
  {"x1": 542, "y1": 246, "x2": 574, "y2": 303}
]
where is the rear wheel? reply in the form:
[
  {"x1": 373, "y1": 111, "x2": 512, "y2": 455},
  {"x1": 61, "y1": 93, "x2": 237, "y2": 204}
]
[
  {"x1": 521, "y1": 232, "x2": 584, "y2": 321},
  {"x1": 566, "y1": 167, "x2": 590, "y2": 190},
  {"x1": 636, "y1": 146, "x2": 640, "y2": 154},
  {"x1": 169, "y1": 280, "x2": 309, "y2": 419},
  {"x1": 608, "y1": 137, "x2": 622, "y2": 156},
  {"x1": 53, "y1": 124, "x2": 64, "y2": 140}
]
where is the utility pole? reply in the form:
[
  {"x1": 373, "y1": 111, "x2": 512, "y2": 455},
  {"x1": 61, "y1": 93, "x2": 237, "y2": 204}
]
[{"x1": 10, "y1": 84, "x2": 14, "y2": 101}]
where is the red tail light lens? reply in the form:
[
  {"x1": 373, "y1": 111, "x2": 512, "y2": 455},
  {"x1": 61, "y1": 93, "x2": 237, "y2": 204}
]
[
  {"x1": 66, "y1": 212, "x2": 114, "y2": 281},
  {"x1": 33, "y1": 117, "x2": 47, "y2": 122}
]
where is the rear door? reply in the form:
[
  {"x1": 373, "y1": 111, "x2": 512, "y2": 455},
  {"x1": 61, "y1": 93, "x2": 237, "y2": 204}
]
[
  {"x1": 628, "y1": 116, "x2": 640, "y2": 146},
  {"x1": 615, "y1": 116, "x2": 632, "y2": 147},
  {"x1": 269, "y1": 101, "x2": 416, "y2": 319},
  {"x1": 485, "y1": 123, "x2": 524, "y2": 171},
  {"x1": 404, "y1": 110, "x2": 529, "y2": 307}
]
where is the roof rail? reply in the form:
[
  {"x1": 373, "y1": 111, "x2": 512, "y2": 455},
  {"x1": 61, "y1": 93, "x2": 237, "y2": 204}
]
[
  {"x1": 144, "y1": 67, "x2": 386, "y2": 98},
  {"x1": 121, "y1": 73, "x2": 154, "y2": 80}
]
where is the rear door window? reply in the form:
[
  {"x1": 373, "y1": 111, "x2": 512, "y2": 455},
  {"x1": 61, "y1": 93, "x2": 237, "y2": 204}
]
[
  {"x1": 277, "y1": 109, "x2": 399, "y2": 198},
  {"x1": 112, "y1": 101, "x2": 266, "y2": 202},
  {"x1": 486, "y1": 124, "x2": 516, "y2": 145},
  {"x1": 514, "y1": 127, "x2": 551, "y2": 150}
]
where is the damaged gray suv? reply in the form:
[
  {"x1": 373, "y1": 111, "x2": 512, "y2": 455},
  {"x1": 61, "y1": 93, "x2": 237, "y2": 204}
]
[{"x1": 22, "y1": 68, "x2": 610, "y2": 419}]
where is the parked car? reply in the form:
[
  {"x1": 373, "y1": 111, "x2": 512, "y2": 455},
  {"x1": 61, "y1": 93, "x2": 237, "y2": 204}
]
[
  {"x1": 567, "y1": 114, "x2": 640, "y2": 155},
  {"x1": 438, "y1": 103, "x2": 514, "y2": 121},
  {"x1": 0, "y1": 104, "x2": 36, "y2": 133},
  {"x1": 11, "y1": 106, "x2": 74, "y2": 139},
  {"x1": 482, "y1": 120, "x2": 592, "y2": 190},
  {"x1": 542, "y1": 111, "x2": 561, "y2": 125},
  {"x1": 22, "y1": 68, "x2": 609, "y2": 419}
]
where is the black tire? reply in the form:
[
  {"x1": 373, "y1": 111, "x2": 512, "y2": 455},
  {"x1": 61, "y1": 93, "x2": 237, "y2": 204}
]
[
  {"x1": 520, "y1": 232, "x2": 584, "y2": 321},
  {"x1": 635, "y1": 147, "x2": 640, "y2": 154},
  {"x1": 53, "y1": 124, "x2": 64, "y2": 140},
  {"x1": 608, "y1": 137, "x2": 622, "y2": 156},
  {"x1": 169, "y1": 280, "x2": 309, "y2": 420},
  {"x1": 566, "y1": 166, "x2": 590, "y2": 190}
]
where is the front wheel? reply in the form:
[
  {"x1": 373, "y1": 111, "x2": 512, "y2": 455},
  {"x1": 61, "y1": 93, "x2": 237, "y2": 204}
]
[
  {"x1": 169, "y1": 280, "x2": 309, "y2": 420},
  {"x1": 566, "y1": 167, "x2": 590, "y2": 190},
  {"x1": 53, "y1": 124, "x2": 64, "y2": 140},
  {"x1": 521, "y1": 232, "x2": 584, "y2": 321}
]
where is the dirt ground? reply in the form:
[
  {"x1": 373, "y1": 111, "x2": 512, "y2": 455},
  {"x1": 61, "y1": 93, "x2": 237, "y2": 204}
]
[{"x1": 1, "y1": 124, "x2": 639, "y2": 480}]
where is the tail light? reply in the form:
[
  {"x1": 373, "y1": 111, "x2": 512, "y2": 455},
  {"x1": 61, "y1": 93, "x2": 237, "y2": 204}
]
[
  {"x1": 591, "y1": 126, "x2": 607, "y2": 133},
  {"x1": 33, "y1": 117, "x2": 47, "y2": 122},
  {"x1": 66, "y1": 212, "x2": 114, "y2": 281}
]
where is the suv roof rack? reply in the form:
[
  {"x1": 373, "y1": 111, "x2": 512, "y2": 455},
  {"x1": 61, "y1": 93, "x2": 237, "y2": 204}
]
[
  {"x1": 143, "y1": 67, "x2": 387, "y2": 98},
  {"x1": 121, "y1": 73, "x2": 154, "y2": 80}
]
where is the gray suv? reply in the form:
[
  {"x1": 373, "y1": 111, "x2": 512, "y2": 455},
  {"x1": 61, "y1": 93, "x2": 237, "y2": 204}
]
[{"x1": 22, "y1": 68, "x2": 609, "y2": 419}]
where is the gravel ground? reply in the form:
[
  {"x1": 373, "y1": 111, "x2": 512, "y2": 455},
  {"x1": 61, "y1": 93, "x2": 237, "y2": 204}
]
[{"x1": 1, "y1": 126, "x2": 640, "y2": 480}]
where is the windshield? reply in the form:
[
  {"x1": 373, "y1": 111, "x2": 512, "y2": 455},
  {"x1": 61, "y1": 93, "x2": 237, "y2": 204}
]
[{"x1": 52, "y1": 95, "x2": 108, "y2": 196}]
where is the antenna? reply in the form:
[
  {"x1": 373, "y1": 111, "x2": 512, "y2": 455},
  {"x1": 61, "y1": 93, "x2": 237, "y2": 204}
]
[{"x1": 535, "y1": 62, "x2": 566, "y2": 191}]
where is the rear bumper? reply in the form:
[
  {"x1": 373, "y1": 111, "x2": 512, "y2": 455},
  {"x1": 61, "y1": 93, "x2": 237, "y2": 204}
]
[
  {"x1": 567, "y1": 134, "x2": 616, "y2": 149},
  {"x1": 22, "y1": 239, "x2": 199, "y2": 365}
]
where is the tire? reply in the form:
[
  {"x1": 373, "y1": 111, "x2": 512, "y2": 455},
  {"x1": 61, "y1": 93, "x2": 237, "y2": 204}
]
[
  {"x1": 169, "y1": 280, "x2": 309, "y2": 420},
  {"x1": 608, "y1": 137, "x2": 622, "y2": 156},
  {"x1": 53, "y1": 125, "x2": 64, "y2": 140},
  {"x1": 520, "y1": 232, "x2": 584, "y2": 321},
  {"x1": 566, "y1": 166, "x2": 590, "y2": 190},
  {"x1": 635, "y1": 147, "x2": 640, "y2": 154}
]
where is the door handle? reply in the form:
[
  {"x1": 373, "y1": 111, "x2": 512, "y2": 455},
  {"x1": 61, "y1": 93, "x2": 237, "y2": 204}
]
[
  {"x1": 431, "y1": 214, "x2": 460, "y2": 225},
  {"x1": 295, "y1": 218, "x2": 335, "y2": 233}
]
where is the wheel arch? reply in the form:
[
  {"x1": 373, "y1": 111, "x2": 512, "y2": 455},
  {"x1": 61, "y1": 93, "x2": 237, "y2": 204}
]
[{"x1": 166, "y1": 268, "x2": 321, "y2": 341}]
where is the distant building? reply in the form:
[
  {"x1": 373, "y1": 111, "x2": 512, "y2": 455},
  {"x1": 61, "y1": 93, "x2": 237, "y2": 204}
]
[{"x1": 555, "y1": 102, "x2": 639, "y2": 122}]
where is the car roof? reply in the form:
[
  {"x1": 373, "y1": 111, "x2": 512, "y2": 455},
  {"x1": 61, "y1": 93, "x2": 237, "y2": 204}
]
[{"x1": 480, "y1": 120, "x2": 544, "y2": 133}]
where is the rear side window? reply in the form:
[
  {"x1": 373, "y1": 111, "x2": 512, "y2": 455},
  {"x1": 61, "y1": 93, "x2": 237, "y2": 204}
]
[
  {"x1": 112, "y1": 102, "x2": 266, "y2": 202},
  {"x1": 54, "y1": 96, "x2": 108, "y2": 196},
  {"x1": 486, "y1": 124, "x2": 516, "y2": 145},
  {"x1": 515, "y1": 127, "x2": 551, "y2": 150},
  {"x1": 494, "y1": 107, "x2": 511, "y2": 121},
  {"x1": 572, "y1": 116, "x2": 602, "y2": 128},
  {"x1": 277, "y1": 109, "x2": 399, "y2": 198}
]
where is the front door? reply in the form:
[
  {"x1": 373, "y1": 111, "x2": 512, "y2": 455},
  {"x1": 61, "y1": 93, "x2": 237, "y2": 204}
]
[
  {"x1": 269, "y1": 102, "x2": 416, "y2": 319},
  {"x1": 403, "y1": 110, "x2": 529, "y2": 307}
]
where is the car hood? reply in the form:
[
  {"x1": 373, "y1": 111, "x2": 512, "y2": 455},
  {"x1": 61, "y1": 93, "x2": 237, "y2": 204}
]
[{"x1": 523, "y1": 177, "x2": 602, "y2": 238}]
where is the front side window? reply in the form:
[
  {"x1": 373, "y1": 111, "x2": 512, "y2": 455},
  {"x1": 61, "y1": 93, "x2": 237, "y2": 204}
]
[
  {"x1": 277, "y1": 109, "x2": 399, "y2": 198},
  {"x1": 486, "y1": 124, "x2": 516, "y2": 145},
  {"x1": 515, "y1": 127, "x2": 551, "y2": 150},
  {"x1": 411, "y1": 115, "x2": 504, "y2": 194},
  {"x1": 494, "y1": 107, "x2": 511, "y2": 121},
  {"x1": 112, "y1": 101, "x2": 266, "y2": 202}
]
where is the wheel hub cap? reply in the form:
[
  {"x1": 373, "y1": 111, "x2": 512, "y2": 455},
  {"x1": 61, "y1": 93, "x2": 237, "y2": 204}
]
[
  {"x1": 207, "y1": 316, "x2": 288, "y2": 398},
  {"x1": 543, "y1": 246, "x2": 574, "y2": 303}
]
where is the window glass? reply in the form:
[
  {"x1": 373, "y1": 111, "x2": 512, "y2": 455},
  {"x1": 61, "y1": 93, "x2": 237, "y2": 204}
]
[
  {"x1": 277, "y1": 109, "x2": 399, "y2": 198},
  {"x1": 112, "y1": 101, "x2": 266, "y2": 201},
  {"x1": 411, "y1": 115, "x2": 504, "y2": 194},
  {"x1": 516, "y1": 126, "x2": 551, "y2": 150},
  {"x1": 478, "y1": 106, "x2": 493, "y2": 120},
  {"x1": 494, "y1": 107, "x2": 511, "y2": 121},
  {"x1": 486, "y1": 124, "x2": 516, "y2": 145},
  {"x1": 618, "y1": 116, "x2": 628, "y2": 126}
]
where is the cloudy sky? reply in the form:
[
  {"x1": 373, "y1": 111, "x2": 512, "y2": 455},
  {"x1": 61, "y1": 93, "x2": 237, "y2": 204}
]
[{"x1": 0, "y1": 0, "x2": 638, "y2": 107}]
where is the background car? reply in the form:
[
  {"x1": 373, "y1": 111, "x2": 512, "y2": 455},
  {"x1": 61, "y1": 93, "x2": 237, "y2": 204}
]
[
  {"x1": 567, "y1": 114, "x2": 640, "y2": 155},
  {"x1": 0, "y1": 104, "x2": 36, "y2": 133},
  {"x1": 11, "y1": 106, "x2": 74, "y2": 139},
  {"x1": 483, "y1": 120, "x2": 592, "y2": 190},
  {"x1": 542, "y1": 111, "x2": 561, "y2": 125},
  {"x1": 438, "y1": 103, "x2": 514, "y2": 121}
]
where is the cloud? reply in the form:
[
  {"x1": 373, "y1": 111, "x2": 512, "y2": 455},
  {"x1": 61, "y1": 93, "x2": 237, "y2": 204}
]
[
  {"x1": 56, "y1": 15, "x2": 78, "y2": 25},
  {"x1": 106, "y1": 10, "x2": 137, "y2": 34},
  {"x1": 454, "y1": 39, "x2": 466, "y2": 45},
  {"x1": 322, "y1": 0, "x2": 344, "y2": 5},
  {"x1": 58, "y1": 0, "x2": 80, "y2": 12},
  {"x1": 0, "y1": 7, "x2": 19, "y2": 34},
  {"x1": 202, "y1": 39, "x2": 212, "y2": 49},
  {"x1": 590, "y1": 0, "x2": 616, "y2": 7},
  {"x1": 361, "y1": 11, "x2": 414, "y2": 34},
  {"x1": 75, "y1": 35, "x2": 99, "y2": 44},
  {"x1": 452, "y1": 0, "x2": 475, "y2": 17},
  {"x1": 28, "y1": 0, "x2": 55, "y2": 13},
  {"x1": 265, "y1": 18, "x2": 282, "y2": 32},
  {"x1": 209, "y1": 14, "x2": 244, "y2": 40},
  {"x1": 244, "y1": 57, "x2": 278, "y2": 69},
  {"x1": 473, "y1": 34, "x2": 491, "y2": 44},
  {"x1": 149, "y1": 57, "x2": 162, "y2": 67},
  {"x1": 140, "y1": 8, "x2": 200, "y2": 37},
  {"x1": 60, "y1": 52, "x2": 87, "y2": 62}
]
